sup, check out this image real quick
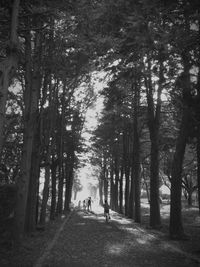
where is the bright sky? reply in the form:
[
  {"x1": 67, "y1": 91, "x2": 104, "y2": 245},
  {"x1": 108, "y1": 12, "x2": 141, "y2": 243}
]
[
  {"x1": 75, "y1": 71, "x2": 107, "y2": 202},
  {"x1": 75, "y1": 69, "x2": 170, "y2": 202}
]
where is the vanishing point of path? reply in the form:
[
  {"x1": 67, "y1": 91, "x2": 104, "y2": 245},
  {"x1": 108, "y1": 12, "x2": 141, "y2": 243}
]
[{"x1": 34, "y1": 208, "x2": 200, "y2": 267}]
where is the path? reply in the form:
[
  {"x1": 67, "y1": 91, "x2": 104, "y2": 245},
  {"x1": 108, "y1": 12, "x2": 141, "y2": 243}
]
[{"x1": 34, "y1": 207, "x2": 200, "y2": 267}]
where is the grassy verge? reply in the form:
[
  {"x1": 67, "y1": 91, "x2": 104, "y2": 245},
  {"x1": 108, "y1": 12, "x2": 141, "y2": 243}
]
[
  {"x1": 0, "y1": 214, "x2": 70, "y2": 267},
  {"x1": 141, "y1": 199, "x2": 200, "y2": 257}
]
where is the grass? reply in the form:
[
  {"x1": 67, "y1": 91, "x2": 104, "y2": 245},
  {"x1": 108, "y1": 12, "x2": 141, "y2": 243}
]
[
  {"x1": 141, "y1": 199, "x2": 200, "y2": 257},
  {"x1": 0, "y1": 215, "x2": 69, "y2": 267}
]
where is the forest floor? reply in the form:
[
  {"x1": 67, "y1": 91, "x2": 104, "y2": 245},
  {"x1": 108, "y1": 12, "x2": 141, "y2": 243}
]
[{"x1": 1, "y1": 201, "x2": 200, "y2": 267}]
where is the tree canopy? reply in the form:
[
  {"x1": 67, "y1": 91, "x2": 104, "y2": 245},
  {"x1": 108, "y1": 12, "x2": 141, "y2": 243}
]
[{"x1": 0, "y1": 0, "x2": 199, "y2": 242}]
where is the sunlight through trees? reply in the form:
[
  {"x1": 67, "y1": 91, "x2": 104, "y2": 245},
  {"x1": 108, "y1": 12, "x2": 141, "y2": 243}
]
[{"x1": 0, "y1": 0, "x2": 200, "y2": 246}]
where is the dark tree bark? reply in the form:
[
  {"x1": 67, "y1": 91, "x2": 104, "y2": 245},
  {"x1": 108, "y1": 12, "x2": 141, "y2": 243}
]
[
  {"x1": 149, "y1": 132, "x2": 161, "y2": 227},
  {"x1": 124, "y1": 165, "x2": 130, "y2": 216},
  {"x1": 0, "y1": 0, "x2": 20, "y2": 156},
  {"x1": 64, "y1": 152, "x2": 75, "y2": 212},
  {"x1": 144, "y1": 54, "x2": 164, "y2": 228},
  {"x1": 98, "y1": 176, "x2": 103, "y2": 206},
  {"x1": 197, "y1": 132, "x2": 200, "y2": 214},
  {"x1": 39, "y1": 148, "x2": 51, "y2": 225},
  {"x1": 110, "y1": 160, "x2": 114, "y2": 210},
  {"x1": 123, "y1": 129, "x2": 131, "y2": 216},
  {"x1": 25, "y1": 126, "x2": 41, "y2": 232},
  {"x1": 56, "y1": 160, "x2": 64, "y2": 214},
  {"x1": 56, "y1": 82, "x2": 66, "y2": 215},
  {"x1": 50, "y1": 157, "x2": 57, "y2": 220},
  {"x1": 114, "y1": 157, "x2": 119, "y2": 211},
  {"x1": 133, "y1": 81, "x2": 141, "y2": 223},
  {"x1": 103, "y1": 157, "x2": 108, "y2": 201},
  {"x1": 15, "y1": 28, "x2": 41, "y2": 241},
  {"x1": 169, "y1": 106, "x2": 190, "y2": 238},
  {"x1": 196, "y1": 32, "x2": 200, "y2": 214},
  {"x1": 119, "y1": 166, "x2": 124, "y2": 214},
  {"x1": 169, "y1": 52, "x2": 191, "y2": 239},
  {"x1": 128, "y1": 167, "x2": 135, "y2": 219}
]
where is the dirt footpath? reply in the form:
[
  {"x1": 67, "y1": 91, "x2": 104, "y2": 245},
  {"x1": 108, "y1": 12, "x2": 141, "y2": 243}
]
[{"x1": 34, "y1": 208, "x2": 200, "y2": 267}]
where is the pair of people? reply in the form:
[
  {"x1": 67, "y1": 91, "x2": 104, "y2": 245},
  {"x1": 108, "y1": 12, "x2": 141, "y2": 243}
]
[{"x1": 82, "y1": 197, "x2": 92, "y2": 211}]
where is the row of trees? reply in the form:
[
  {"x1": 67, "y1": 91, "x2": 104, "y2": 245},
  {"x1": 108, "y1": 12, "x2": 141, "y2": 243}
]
[
  {"x1": 0, "y1": 0, "x2": 199, "y2": 243},
  {"x1": 0, "y1": 0, "x2": 97, "y2": 242},
  {"x1": 90, "y1": 0, "x2": 200, "y2": 239}
]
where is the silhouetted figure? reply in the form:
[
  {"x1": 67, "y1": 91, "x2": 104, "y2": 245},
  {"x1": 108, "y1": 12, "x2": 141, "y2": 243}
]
[
  {"x1": 87, "y1": 197, "x2": 91, "y2": 211},
  {"x1": 103, "y1": 199, "x2": 110, "y2": 219}
]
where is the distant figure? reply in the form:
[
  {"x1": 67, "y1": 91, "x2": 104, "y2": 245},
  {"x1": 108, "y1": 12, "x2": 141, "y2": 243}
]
[
  {"x1": 78, "y1": 200, "x2": 81, "y2": 208},
  {"x1": 83, "y1": 200, "x2": 86, "y2": 210},
  {"x1": 87, "y1": 197, "x2": 91, "y2": 211},
  {"x1": 103, "y1": 199, "x2": 110, "y2": 219}
]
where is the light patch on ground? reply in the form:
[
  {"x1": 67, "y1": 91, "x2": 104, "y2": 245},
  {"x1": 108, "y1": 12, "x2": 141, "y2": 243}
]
[
  {"x1": 136, "y1": 238, "x2": 148, "y2": 245},
  {"x1": 106, "y1": 243, "x2": 125, "y2": 255},
  {"x1": 75, "y1": 222, "x2": 86, "y2": 226}
]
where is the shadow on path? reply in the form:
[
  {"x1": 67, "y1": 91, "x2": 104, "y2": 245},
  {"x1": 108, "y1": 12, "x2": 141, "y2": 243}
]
[{"x1": 35, "y1": 208, "x2": 199, "y2": 267}]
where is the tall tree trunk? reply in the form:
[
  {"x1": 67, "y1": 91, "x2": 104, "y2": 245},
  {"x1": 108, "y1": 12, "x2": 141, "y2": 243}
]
[
  {"x1": 149, "y1": 133, "x2": 160, "y2": 227},
  {"x1": 124, "y1": 129, "x2": 131, "y2": 216},
  {"x1": 40, "y1": 106, "x2": 56, "y2": 224},
  {"x1": 98, "y1": 176, "x2": 103, "y2": 206},
  {"x1": 169, "y1": 51, "x2": 191, "y2": 239},
  {"x1": 39, "y1": 148, "x2": 51, "y2": 225},
  {"x1": 35, "y1": 178, "x2": 40, "y2": 224},
  {"x1": 196, "y1": 32, "x2": 200, "y2": 214},
  {"x1": 0, "y1": 0, "x2": 20, "y2": 156},
  {"x1": 133, "y1": 81, "x2": 141, "y2": 223},
  {"x1": 56, "y1": 82, "x2": 66, "y2": 215},
  {"x1": 110, "y1": 161, "x2": 114, "y2": 210},
  {"x1": 123, "y1": 133, "x2": 131, "y2": 216},
  {"x1": 50, "y1": 158, "x2": 57, "y2": 220},
  {"x1": 119, "y1": 166, "x2": 124, "y2": 214},
  {"x1": 56, "y1": 159, "x2": 64, "y2": 214},
  {"x1": 33, "y1": 29, "x2": 55, "y2": 226},
  {"x1": 197, "y1": 97, "x2": 200, "y2": 213},
  {"x1": 124, "y1": 165, "x2": 130, "y2": 216},
  {"x1": 104, "y1": 175, "x2": 109, "y2": 201},
  {"x1": 169, "y1": 107, "x2": 189, "y2": 238},
  {"x1": 64, "y1": 152, "x2": 75, "y2": 212},
  {"x1": 103, "y1": 158, "x2": 108, "y2": 201},
  {"x1": 145, "y1": 54, "x2": 163, "y2": 228},
  {"x1": 197, "y1": 135, "x2": 200, "y2": 214},
  {"x1": 25, "y1": 127, "x2": 41, "y2": 232},
  {"x1": 114, "y1": 157, "x2": 119, "y2": 211},
  {"x1": 48, "y1": 80, "x2": 58, "y2": 220},
  {"x1": 14, "y1": 28, "x2": 41, "y2": 241},
  {"x1": 128, "y1": 164, "x2": 135, "y2": 219}
]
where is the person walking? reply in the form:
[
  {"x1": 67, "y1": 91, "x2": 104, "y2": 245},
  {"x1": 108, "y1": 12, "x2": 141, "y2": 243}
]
[
  {"x1": 87, "y1": 197, "x2": 91, "y2": 211},
  {"x1": 103, "y1": 199, "x2": 110, "y2": 220}
]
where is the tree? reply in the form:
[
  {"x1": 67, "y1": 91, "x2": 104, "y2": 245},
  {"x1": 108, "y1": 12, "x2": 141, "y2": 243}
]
[
  {"x1": 0, "y1": 0, "x2": 20, "y2": 156},
  {"x1": 12, "y1": 0, "x2": 98, "y2": 239},
  {"x1": 169, "y1": 1, "x2": 199, "y2": 238},
  {"x1": 15, "y1": 24, "x2": 42, "y2": 241}
]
